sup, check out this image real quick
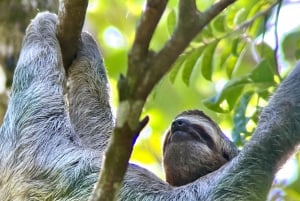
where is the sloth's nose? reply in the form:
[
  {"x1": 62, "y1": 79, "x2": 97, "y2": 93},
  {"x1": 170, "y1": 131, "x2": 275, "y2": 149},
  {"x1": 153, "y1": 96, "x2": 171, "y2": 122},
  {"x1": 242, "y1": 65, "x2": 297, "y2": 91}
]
[{"x1": 171, "y1": 119, "x2": 190, "y2": 131}]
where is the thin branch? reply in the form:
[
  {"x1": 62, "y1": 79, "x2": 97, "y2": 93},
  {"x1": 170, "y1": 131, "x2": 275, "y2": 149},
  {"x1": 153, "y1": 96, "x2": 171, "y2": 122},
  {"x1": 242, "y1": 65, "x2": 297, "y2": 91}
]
[
  {"x1": 181, "y1": 2, "x2": 279, "y2": 57},
  {"x1": 202, "y1": 0, "x2": 236, "y2": 23},
  {"x1": 178, "y1": 0, "x2": 200, "y2": 30},
  {"x1": 56, "y1": 0, "x2": 88, "y2": 71},
  {"x1": 273, "y1": 0, "x2": 283, "y2": 75},
  {"x1": 127, "y1": 0, "x2": 168, "y2": 100},
  {"x1": 140, "y1": 0, "x2": 237, "y2": 97},
  {"x1": 130, "y1": 0, "x2": 168, "y2": 61},
  {"x1": 235, "y1": 1, "x2": 278, "y2": 33},
  {"x1": 90, "y1": 116, "x2": 149, "y2": 201}
]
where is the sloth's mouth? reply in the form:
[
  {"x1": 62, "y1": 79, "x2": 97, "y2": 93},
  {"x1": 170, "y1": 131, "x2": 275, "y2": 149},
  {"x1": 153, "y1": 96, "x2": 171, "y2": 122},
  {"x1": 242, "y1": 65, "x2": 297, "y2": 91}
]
[
  {"x1": 170, "y1": 125, "x2": 214, "y2": 147},
  {"x1": 170, "y1": 130, "x2": 196, "y2": 142}
]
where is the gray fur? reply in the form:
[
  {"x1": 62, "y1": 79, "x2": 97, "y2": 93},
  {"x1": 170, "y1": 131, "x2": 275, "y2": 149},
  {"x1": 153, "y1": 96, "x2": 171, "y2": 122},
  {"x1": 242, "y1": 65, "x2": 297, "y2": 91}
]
[
  {"x1": 0, "y1": 12, "x2": 299, "y2": 201},
  {"x1": 0, "y1": 12, "x2": 102, "y2": 201}
]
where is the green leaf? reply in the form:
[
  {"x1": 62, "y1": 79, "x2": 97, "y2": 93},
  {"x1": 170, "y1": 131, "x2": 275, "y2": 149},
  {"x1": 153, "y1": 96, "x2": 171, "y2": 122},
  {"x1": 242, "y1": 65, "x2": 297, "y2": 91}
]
[
  {"x1": 169, "y1": 55, "x2": 185, "y2": 83},
  {"x1": 247, "y1": 2, "x2": 268, "y2": 37},
  {"x1": 231, "y1": 38, "x2": 239, "y2": 56},
  {"x1": 219, "y1": 40, "x2": 232, "y2": 65},
  {"x1": 232, "y1": 91, "x2": 253, "y2": 146},
  {"x1": 231, "y1": 38, "x2": 245, "y2": 56},
  {"x1": 248, "y1": 59, "x2": 275, "y2": 83},
  {"x1": 225, "y1": 7, "x2": 237, "y2": 28},
  {"x1": 201, "y1": 41, "x2": 219, "y2": 81},
  {"x1": 221, "y1": 38, "x2": 245, "y2": 78},
  {"x1": 167, "y1": 9, "x2": 176, "y2": 36},
  {"x1": 296, "y1": 49, "x2": 300, "y2": 60},
  {"x1": 282, "y1": 31, "x2": 300, "y2": 61},
  {"x1": 224, "y1": 55, "x2": 238, "y2": 78},
  {"x1": 201, "y1": 25, "x2": 214, "y2": 40},
  {"x1": 182, "y1": 47, "x2": 205, "y2": 86},
  {"x1": 233, "y1": 8, "x2": 247, "y2": 26},
  {"x1": 255, "y1": 42, "x2": 278, "y2": 75},
  {"x1": 249, "y1": 16, "x2": 265, "y2": 37},
  {"x1": 203, "y1": 77, "x2": 250, "y2": 112},
  {"x1": 257, "y1": 89, "x2": 270, "y2": 101},
  {"x1": 204, "y1": 58, "x2": 275, "y2": 113},
  {"x1": 212, "y1": 15, "x2": 226, "y2": 33}
]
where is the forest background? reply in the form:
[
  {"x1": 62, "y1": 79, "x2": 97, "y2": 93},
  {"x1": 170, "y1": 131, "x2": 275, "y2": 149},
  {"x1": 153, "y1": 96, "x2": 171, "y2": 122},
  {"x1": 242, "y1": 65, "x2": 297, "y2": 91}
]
[{"x1": 0, "y1": 0, "x2": 300, "y2": 200}]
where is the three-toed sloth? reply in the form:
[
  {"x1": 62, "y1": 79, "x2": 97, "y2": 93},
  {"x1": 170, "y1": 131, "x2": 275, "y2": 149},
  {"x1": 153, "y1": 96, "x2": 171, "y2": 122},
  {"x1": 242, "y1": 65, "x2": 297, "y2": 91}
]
[{"x1": 0, "y1": 11, "x2": 299, "y2": 201}]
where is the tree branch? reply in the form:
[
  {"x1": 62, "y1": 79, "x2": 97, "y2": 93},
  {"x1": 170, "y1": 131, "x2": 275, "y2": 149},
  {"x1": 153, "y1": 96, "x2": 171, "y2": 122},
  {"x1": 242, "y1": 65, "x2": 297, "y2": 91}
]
[
  {"x1": 138, "y1": 0, "x2": 237, "y2": 98},
  {"x1": 130, "y1": 0, "x2": 168, "y2": 61},
  {"x1": 56, "y1": 0, "x2": 88, "y2": 71},
  {"x1": 90, "y1": 116, "x2": 149, "y2": 201},
  {"x1": 202, "y1": 0, "x2": 236, "y2": 23},
  {"x1": 92, "y1": 0, "x2": 237, "y2": 200}
]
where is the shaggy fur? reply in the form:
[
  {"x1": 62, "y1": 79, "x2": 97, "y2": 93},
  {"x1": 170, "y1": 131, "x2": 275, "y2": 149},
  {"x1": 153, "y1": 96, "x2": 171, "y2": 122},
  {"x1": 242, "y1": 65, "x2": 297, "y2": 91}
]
[{"x1": 0, "y1": 12, "x2": 299, "y2": 201}]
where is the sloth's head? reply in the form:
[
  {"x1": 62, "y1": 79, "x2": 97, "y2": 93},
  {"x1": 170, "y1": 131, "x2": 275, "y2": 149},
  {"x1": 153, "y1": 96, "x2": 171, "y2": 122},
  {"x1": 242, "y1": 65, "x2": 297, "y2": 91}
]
[{"x1": 162, "y1": 110, "x2": 239, "y2": 186}]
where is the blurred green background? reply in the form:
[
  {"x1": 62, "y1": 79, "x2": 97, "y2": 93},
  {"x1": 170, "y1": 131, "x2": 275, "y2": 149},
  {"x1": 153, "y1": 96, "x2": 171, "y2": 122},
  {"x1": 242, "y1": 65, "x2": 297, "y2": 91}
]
[{"x1": 0, "y1": 0, "x2": 299, "y2": 200}]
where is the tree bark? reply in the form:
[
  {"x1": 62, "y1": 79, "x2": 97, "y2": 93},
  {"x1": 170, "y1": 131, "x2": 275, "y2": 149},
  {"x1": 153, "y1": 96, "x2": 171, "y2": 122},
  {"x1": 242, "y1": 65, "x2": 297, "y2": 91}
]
[{"x1": 56, "y1": 0, "x2": 88, "y2": 71}]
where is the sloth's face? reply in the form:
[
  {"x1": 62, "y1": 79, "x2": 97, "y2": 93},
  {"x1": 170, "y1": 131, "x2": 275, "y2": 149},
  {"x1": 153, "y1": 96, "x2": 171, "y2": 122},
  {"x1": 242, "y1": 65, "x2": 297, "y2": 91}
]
[
  {"x1": 163, "y1": 112, "x2": 221, "y2": 154},
  {"x1": 168, "y1": 116, "x2": 216, "y2": 148},
  {"x1": 162, "y1": 110, "x2": 238, "y2": 186}
]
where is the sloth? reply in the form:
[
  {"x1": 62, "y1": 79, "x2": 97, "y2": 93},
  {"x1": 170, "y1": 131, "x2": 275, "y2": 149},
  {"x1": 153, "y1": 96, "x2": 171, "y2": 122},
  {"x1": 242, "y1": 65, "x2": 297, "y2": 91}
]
[
  {"x1": 1, "y1": 11, "x2": 300, "y2": 201},
  {"x1": 162, "y1": 110, "x2": 239, "y2": 186}
]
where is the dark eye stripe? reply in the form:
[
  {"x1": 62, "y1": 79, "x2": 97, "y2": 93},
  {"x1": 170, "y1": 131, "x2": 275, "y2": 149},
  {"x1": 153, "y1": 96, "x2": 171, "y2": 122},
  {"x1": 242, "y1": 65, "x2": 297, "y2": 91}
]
[{"x1": 193, "y1": 124, "x2": 215, "y2": 149}]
